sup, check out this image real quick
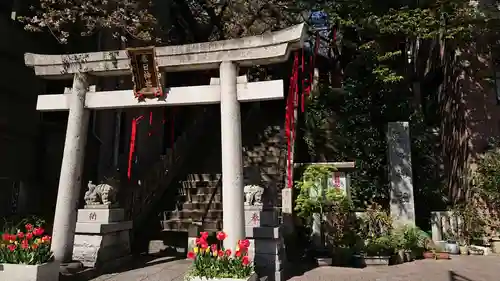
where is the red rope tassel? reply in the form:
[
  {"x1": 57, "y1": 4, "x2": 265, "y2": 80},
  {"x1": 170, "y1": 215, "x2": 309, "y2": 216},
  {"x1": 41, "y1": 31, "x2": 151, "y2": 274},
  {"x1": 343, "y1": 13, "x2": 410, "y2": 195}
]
[{"x1": 128, "y1": 115, "x2": 143, "y2": 179}]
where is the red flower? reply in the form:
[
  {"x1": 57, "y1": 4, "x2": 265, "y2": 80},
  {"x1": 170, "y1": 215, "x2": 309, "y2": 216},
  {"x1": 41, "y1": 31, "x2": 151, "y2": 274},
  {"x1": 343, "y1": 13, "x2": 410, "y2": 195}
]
[
  {"x1": 235, "y1": 250, "x2": 241, "y2": 257},
  {"x1": 242, "y1": 256, "x2": 250, "y2": 266},
  {"x1": 32, "y1": 243, "x2": 38, "y2": 250},
  {"x1": 216, "y1": 231, "x2": 226, "y2": 241},
  {"x1": 41, "y1": 235, "x2": 51, "y2": 243},
  {"x1": 217, "y1": 250, "x2": 224, "y2": 257},
  {"x1": 33, "y1": 227, "x2": 44, "y2": 236},
  {"x1": 187, "y1": 251, "x2": 196, "y2": 259},
  {"x1": 210, "y1": 244, "x2": 217, "y2": 252},
  {"x1": 17, "y1": 232, "x2": 25, "y2": 239},
  {"x1": 1, "y1": 233, "x2": 9, "y2": 241},
  {"x1": 26, "y1": 233, "x2": 33, "y2": 240},
  {"x1": 238, "y1": 239, "x2": 250, "y2": 250},
  {"x1": 225, "y1": 249, "x2": 232, "y2": 256},
  {"x1": 7, "y1": 244, "x2": 16, "y2": 252},
  {"x1": 21, "y1": 239, "x2": 29, "y2": 250},
  {"x1": 200, "y1": 232, "x2": 209, "y2": 240},
  {"x1": 195, "y1": 238, "x2": 203, "y2": 245},
  {"x1": 200, "y1": 241, "x2": 208, "y2": 249},
  {"x1": 25, "y1": 224, "x2": 33, "y2": 231}
]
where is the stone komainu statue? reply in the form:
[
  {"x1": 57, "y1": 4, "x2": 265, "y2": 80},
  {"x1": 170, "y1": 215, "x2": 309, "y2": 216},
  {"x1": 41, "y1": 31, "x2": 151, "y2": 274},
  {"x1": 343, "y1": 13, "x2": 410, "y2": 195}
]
[
  {"x1": 84, "y1": 181, "x2": 117, "y2": 206},
  {"x1": 243, "y1": 185, "x2": 264, "y2": 206}
]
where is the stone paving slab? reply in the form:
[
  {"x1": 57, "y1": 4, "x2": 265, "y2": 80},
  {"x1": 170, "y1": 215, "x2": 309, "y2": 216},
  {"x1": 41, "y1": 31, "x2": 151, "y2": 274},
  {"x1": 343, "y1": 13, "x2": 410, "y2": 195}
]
[
  {"x1": 83, "y1": 254, "x2": 500, "y2": 281},
  {"x1": 88, "y1": 256, "x2": 191, "y2": 281},
  {"x1": 288, "y1": 255, "x2": 500, "y2": 281}
]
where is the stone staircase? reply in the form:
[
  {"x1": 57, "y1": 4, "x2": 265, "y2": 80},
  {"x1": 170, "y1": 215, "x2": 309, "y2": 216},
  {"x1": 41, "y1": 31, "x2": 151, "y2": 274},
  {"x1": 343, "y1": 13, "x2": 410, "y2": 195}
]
[
  {"x1": 161, "y1": 173, "x2": 222, "y2": 236},
  {"x1": 147, "y1": 102, "x2": 262, "y2": 253},
  {"x1": 127, "y1": 105, "x2": 219, "y2": 243}
]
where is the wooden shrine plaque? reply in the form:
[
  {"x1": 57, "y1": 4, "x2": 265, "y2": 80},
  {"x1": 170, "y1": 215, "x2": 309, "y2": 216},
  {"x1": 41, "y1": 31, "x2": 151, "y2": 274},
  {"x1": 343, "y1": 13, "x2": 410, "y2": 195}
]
[{"x1": 127, "y1": 46, "x2": 163, "y2": 98}]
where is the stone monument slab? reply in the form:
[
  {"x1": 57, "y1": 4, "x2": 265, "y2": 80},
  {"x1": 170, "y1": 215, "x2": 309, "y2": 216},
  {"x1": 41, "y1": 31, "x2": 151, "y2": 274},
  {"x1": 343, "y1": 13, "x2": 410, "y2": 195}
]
[{"x1": 387, "y1": 121, "x2": 416, "y2": 226}]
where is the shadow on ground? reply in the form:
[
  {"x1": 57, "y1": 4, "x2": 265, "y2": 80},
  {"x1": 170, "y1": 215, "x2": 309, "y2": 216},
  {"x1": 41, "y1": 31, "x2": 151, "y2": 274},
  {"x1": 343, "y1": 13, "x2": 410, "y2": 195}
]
[
  {"x1": 449, "y1": 271, "x2": 475, "y2": 281},
  {"x1": 60, "y1": 253, "x2": 187, "y2": 281}
]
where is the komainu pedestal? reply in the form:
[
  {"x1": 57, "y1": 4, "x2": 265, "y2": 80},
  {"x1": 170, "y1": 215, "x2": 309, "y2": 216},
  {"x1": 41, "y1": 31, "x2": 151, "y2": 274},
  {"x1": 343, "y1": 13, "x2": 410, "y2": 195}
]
[
  {"x1": 73, "y1": 182, "x2": 132, "y2": 268},
  {"x1": 244, "y1": 185, "x2": 286, "y2": 281}
]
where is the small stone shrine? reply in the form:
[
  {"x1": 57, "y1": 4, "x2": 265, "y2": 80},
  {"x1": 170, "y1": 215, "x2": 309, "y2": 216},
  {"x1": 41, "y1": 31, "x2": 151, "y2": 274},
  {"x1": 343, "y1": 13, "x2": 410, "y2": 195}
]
[
  {"x1": 72, "y1": 180, "x2": 132, "y2": 268},
  {"x1": 244, "y1": 185, "x2": 286, "y2": 281}
]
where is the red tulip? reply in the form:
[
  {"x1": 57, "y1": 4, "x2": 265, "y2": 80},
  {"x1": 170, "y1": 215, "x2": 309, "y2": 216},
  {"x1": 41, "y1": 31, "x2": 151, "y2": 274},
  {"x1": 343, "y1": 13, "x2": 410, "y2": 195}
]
[
  {"x1": 216, "y1": 231, "x2": 226, "y2": 241},
  {"x1": 187, "y1": 251, "x2": 196, "y2": 259},
  {"x1": 242, "y1": 256, "x2": 250, "y2": 266}
]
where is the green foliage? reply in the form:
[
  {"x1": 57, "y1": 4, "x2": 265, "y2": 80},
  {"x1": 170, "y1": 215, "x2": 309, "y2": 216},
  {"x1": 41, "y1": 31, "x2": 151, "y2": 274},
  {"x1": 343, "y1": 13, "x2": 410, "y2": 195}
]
[
  {"x1": 474, "y1": 148, "x2": 500, "y2": 204},
  {"x1": 294, "y1": 164, "x2": 339, "y2": 220},
  {"x1": 392, "y1": 224, "x2": 429, "y2": 251},
  {"x1": 364, "y1": 235, "x2": 395, "y2": 256}
]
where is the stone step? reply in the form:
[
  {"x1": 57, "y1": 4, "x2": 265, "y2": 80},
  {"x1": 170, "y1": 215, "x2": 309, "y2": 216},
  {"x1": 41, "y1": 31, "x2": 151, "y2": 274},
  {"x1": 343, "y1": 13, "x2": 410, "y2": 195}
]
[
  {"x1": 182, "y1": 185, "x2": 220, "y2": 196},
  {"x1": 186, "y1": 174, "x2": 221, "y2": 182},
  {"x1": 167, "y1": 210, "x2": 222, "y2": 220},
  {"x1": 161, "y1": 219, "x2": 222, "y2": 235},
  {"x1": 181, "y1": 180, "x2": 219, "y2": 188},
  {"x1": 179, "y1": 194, "x2": 222, "y2": 203},
  {"x1": 182, "y1": 202, "x2": 222, "y2": 210}
]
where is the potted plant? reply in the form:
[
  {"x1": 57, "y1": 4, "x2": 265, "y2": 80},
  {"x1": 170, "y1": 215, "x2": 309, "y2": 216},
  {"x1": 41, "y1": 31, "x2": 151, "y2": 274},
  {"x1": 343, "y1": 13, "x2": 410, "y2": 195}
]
[
  {"x1": 294, "y1": 164, "x2": 338, "y2": 266},
  {"x1": 443, "y1": 230, "x2": 460, "y2": 255},
  {"x1": 185, "y1": 231, "x2": 256, "y2": 281},
  {"x1": 0, "y1": 223, "x2": 58, "y2": 281},
  {"x1": 324, "y1": 189, "x2": 357, "y2": 267},
  {"x1": 423, "y1": 244, "x2": 450, "y2": 260},
  {"x1": 353, "y1": 204, "x2": 394, "y2": 267},
  {"x1": 362, "y1": 235, "x2": 395, "y2": 266}
]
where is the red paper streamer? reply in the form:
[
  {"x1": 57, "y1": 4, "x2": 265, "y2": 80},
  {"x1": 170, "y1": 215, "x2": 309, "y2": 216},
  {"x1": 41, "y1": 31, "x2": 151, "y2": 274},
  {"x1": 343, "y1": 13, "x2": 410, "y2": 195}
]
[{"x1": 128, "y1": 115, "x2": 144, "y2": 179}]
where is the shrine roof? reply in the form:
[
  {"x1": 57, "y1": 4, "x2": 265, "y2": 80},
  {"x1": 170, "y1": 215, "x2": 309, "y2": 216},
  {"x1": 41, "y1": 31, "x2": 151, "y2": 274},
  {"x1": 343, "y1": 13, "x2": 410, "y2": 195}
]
[{"x1": 24, "y1": 23, "x2": 306, "y2": 79}]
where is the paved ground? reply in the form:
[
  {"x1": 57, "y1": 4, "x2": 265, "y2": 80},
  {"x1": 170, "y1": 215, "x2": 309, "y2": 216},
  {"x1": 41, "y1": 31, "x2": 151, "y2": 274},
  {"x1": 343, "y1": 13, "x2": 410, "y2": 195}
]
[
  {"x1": 288, "y1": 255, "x2": 500, "y2": 281},
  {"x1": 88, "y1": 256, "x2": 191, "y2": 281},
  {"x1": 84, "y1": 254, "x2": 500, "y2": 281}
]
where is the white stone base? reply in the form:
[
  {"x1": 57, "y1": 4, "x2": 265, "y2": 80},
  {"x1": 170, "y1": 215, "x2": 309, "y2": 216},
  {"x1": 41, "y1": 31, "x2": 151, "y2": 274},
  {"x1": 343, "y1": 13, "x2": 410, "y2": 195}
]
[
  {"x1": 0, "y1": 262, "x2": 59, "y2": 281},
  {"x1": 73, "y1": 208, "x2": 132, "y2": 268}
]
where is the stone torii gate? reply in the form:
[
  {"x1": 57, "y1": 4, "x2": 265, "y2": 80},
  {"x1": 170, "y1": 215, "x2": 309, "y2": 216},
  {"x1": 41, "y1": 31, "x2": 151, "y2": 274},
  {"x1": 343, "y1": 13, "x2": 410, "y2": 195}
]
[{"x1": 25, "y1": 24, "x2": 306, "y2": 263}]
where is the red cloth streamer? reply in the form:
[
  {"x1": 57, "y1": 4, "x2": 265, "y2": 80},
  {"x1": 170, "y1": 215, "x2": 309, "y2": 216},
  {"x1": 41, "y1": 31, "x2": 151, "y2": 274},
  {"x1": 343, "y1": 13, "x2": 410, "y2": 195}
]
[
  {"x1": 128, "y1": 115, "x2": 144, "y2": 179},
  {"x1": 148, "y1": 111, "x2": 153, "y2": 136},
  {"x1": 286, "y1": 52, "x2": 300, "y2": 188}
]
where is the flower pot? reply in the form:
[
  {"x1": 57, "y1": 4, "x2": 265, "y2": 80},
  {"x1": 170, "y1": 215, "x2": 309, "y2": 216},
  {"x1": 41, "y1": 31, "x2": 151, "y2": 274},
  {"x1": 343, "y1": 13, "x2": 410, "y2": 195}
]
[
  {"x1": 0, "y1": 262, "x2": 59, "y2": 281},
  {"x1": 459, "y1": 245, "x2": 469, "y2": 255},
  {"x1": 490, "y1": 238, "x2": 500, "y2": 254},
  {"x1": 316, "y1": 257, "x2": 332, "y2": 267},
  {"x1": 332, "y1": 247, "x2": 353, "y2": 266},
  {"x1": 444, "y1": 242, "x2": 460, "y2": 255},
  {"x1": 187, "y1": 272, "x2": 258, "y2": 281},
  {"x1": 404, "y1": 250, "x2": 413, "y2": 262},
  {"x1": 394, "y1": 250, "x2": 405, "y2": 264},
  {"x1": 423, "y1": 252, "x2": 450, "y2": 260},
  {"x1": 353, "y1": 254, "x2": 390, "y2": 267}
]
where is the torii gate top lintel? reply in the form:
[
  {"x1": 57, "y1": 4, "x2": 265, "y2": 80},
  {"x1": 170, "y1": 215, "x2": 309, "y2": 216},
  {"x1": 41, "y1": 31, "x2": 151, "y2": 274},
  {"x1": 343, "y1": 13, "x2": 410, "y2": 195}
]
[{"x1": 24, "y1": 23, "x2": 306, "y2": 79}]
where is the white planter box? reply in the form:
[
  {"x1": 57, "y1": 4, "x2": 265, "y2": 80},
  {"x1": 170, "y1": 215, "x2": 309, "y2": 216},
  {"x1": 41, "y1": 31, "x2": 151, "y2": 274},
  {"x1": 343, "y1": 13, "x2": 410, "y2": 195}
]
[
  {"x1": 187, "y1": 272, "x2": 258, "y2": 281},
  {"x1": 0, "y1": 262, "x2": 59, "y2": 281}
]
